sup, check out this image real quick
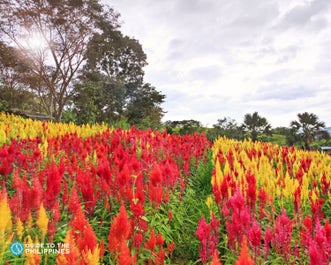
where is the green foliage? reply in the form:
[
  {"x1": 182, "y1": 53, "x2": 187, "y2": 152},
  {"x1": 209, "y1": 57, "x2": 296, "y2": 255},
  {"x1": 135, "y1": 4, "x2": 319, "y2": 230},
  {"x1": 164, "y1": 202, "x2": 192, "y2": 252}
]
[
  {"x1": 267, "y1": 133, "x2": 287, "y2": 146},
  {"x1": 0, "y1": 99, "x2": 9, "y2": 112},
  {"x1": 207, "y1": 116, "x2": 244, "y2": 142},
  {"x1": 164, "y1": 120, "x2": 204, "y2": 135},
  {"x1": 73, "y1": 80, "x2": 104, "y2": 125},
  {"x1": 169, "y1": 187, "x2": 209, "y2": 262}
]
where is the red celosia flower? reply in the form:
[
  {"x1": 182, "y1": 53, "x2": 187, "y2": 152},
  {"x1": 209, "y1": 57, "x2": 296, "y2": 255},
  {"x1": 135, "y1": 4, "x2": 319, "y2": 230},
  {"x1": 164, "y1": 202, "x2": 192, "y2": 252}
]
[
  {"x1": 133, "y1": 233, "x2": 143, "y2": 249},
  {"x1": 117, "y1": 164, "x2": 131, "y2": 186},
  {"x1": 45, "y1": 161, "x2": 62, "y2": 209},
  {"x1": 130, "y1": 201, "x2": 144, "y2": 218},
  {"x1": 167, "y1": 240, "x2": 175, "y2": 254},
  {"x1": 108, "y1": 204, "x2": 131, "y2": 254},
  {"x1": 155, "y1": 249, "x2": 166, "y2": 265},
  {"x1": 227, "y1": 190, "x2": 251, "y2": 250},
  {"x1": 263, "y1": 227, "x2": 273, "y2": 259},
  {"x1": 273, "y1": 208, "x2": 292, "y2": 260},
  {"x1": 222, "y1": 201, "x2": 230, "y2": 217},
  {"x1": 235, "y1": 238, "x2": 253, "y2": 265},
  {"x1": 310, "y1": 196, "x2": 325, "y2": 223},
  {"x1": 245, "y1": 170, "x2": 256, "y2": 210},
  {"x1": 258, "y1": 188, "x2": 267, "y2": 220},
  {"x1": 300, "y1": 215, "x2": 313, "y2": 247},
  {"x1": 220, "y1": 175, "x2": 229, "y2": 200},
  {"x1": 320, "y1": 173, "x2": 330, "y2": 196},
  {"x1": 100, "y1": 239, "x2": 105, "y2": 258},
  {"x1": 150, "y1": 163, "x2": 162, "y2": 186},
  {"x1": 71, "y1": 208, "x2": 98, "y2": 252},
  {"x1": 144, "y1": 228, "x2": 157, "y2": 253},
  {"x1": 293, "y1": 186, "x2": 301, "y2": 214},
  {"x1": 68, "y1": 186, "x2": 81, "y2": 214},
  {"x1": 30, "y1": 173, "x2": 43, "y2": 210},
  {"x1": 308, "y1": 218, "x2": 331, "y2": 265},
  {"x1": 168, "y1": 211, "x2": 173, "y2": 223},
  {"x1": 226, "y1": 149, "x2": 235, "y2": 171},
  {"x1": 156, "y1": 233, "x2": 165, "y2": 247},
  {"x1": 248, "y1": 219, "x2": 262, "y2": 259},
  {"x1": 195, "y1": 215, "x2": 220, "y2": 264}
]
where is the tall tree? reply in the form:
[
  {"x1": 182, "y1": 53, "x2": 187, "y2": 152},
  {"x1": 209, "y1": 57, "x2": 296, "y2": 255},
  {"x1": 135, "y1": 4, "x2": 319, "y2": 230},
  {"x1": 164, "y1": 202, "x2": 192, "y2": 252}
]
[
  {"x1": 242, "y1": 112, "x2": 272, "y2": 142},
  {"x1": 75, "y1": 25, "x2": 164, "y2": 127},
  {"x1": 290, "y1": 112, "x2": 326, "y2": 150},
  {"x1": 0, "y1": 0, "x2": 120, "y2": 121},
  {"x1": 126, "y1": 83, "x2": 165, "y2": 129},
  {"x1": 0, "y1": 41, "x2": 42, "y2": 112}
]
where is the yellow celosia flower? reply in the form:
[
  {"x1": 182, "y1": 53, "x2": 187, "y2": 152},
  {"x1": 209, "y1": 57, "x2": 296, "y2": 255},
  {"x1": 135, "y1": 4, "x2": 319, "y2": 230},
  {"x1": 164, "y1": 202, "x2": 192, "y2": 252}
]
[
  {"x1": 0, "y1": 195, "x2": 13, "y2": 257},
  {"x1": 0, "y1": 196, "x2": 12, "y2": 232},
  {"x1": 0, "y1": 129, "x2": 6, "y2": 145},
  {"x1": 206, "y1": 195, "x2": 213, "y2": 209},
  {"x1": 212, "y1": 160, "x2": 223, "y2": 187},
  {"x1": 24, "y1": 235, "x2": 40, "y2": 265},
  {"x1": 36, "y1": 204, "x2": 49, "y2": 240},
  {"x1": 15, "y1": 218, "x2": 24, "y2": 240},
  {"x1": 83, "y1": 247, "x2": 100, "y2": 265},
  {"x1": 0, "y1": 113, "x2": 109, "y2": 142}
]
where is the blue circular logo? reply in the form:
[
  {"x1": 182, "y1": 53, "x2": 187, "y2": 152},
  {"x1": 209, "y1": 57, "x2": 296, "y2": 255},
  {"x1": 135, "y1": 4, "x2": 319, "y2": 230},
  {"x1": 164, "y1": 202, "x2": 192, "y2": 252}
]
[{"x1": 10, "y1": 241, "x2": 24, "y2": 256}]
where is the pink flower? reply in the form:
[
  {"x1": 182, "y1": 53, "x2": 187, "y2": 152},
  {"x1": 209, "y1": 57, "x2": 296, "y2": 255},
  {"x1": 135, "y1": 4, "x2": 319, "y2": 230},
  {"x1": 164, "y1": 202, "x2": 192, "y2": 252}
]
[
  {"x1": 273, "y1": 209, "x2": 292, "y2": 260},
  {"x1": 248, "y1": 219, "x2": 262, "y2": 259}
]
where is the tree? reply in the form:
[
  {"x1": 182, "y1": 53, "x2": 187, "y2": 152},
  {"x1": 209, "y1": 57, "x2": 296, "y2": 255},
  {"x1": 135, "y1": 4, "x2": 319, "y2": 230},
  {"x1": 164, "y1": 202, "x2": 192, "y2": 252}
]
[
  {"x1": 125, "y1": 83, "x2": 165, "y2": 129},
  {"x1": 164, "y1": 120, "x2": 204, "y2": 135},
  {"x1": 74, "y1": 25, "x2": 164, "y2": 128},
  {"x1": 242, "y1": 112, "x2": 272, "y2": 142},
  {"x1": 289, "y1": 112, "x2": 326, "y2": 150},
  {"x1": 207, "y1": 116, "x2": 244, "y2": 141},
  {"x1": 0, "y1": 0, "x2": 120, "y2": 121},
  {"x1": 0, "y1": 42, "x2": 40, "y2": 112}
]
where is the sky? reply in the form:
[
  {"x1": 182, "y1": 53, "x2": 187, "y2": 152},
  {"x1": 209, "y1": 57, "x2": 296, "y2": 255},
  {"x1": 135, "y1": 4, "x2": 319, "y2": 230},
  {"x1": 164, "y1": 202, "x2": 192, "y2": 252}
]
[{"x1": 105, "y1": 0, "x2": 331, "y2": 128}]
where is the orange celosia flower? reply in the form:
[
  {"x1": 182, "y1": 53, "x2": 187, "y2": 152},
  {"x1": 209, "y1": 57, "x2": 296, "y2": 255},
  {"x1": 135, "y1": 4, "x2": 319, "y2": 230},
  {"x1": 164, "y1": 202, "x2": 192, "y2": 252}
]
[
  {"x1": 235, "y1": 238, "x2": 253, "y2": 265},
  {"x1": 211, "y1": 250, "x2": 222, "y2": 265},
  {"x1": 56, "y1": 230, "x2": 81, "y2": 265}
]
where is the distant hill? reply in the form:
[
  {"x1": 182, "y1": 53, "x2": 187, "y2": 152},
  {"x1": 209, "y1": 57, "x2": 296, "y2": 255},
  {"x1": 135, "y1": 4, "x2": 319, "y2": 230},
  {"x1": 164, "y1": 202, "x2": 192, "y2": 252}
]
[{"x1": 325, "y1": 127, "x2": 331, "y2": 135}]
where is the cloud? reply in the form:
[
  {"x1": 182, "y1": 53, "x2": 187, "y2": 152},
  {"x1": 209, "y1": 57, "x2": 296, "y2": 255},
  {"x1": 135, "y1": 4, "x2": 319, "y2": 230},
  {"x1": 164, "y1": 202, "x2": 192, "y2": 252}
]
[
  {"x1": 107, "y1": 0, "x2": 331, "y2": 127},
  {"x1": 278, "y1": 0, "x2": 330, "y2": 29},
  {"x1": 188, "y1": 65, "x2": 222, "y2": 82},
  {"x1": 252, "y1": 85, "x2": 317, "y2": 101}
]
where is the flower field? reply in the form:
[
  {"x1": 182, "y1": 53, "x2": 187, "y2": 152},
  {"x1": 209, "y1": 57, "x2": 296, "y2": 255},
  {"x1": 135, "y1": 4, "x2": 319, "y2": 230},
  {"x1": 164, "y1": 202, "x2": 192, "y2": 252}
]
[{"x1": 0, "y1": 112, "x2": 330, "y2": 264}]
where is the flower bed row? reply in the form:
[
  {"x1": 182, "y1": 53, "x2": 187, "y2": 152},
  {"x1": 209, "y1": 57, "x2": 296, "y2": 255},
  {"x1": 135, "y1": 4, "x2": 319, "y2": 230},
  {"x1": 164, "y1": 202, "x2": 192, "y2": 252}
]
[{"x1": 198, "y1": 137, "x2": 331, "y2": 264}]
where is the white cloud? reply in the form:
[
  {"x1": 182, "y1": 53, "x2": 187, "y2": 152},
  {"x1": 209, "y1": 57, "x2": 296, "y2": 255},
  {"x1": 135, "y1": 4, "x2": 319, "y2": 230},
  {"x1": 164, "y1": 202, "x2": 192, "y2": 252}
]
[{"x1": 106, "y1": 0, "x2": 331, "y2": 127}]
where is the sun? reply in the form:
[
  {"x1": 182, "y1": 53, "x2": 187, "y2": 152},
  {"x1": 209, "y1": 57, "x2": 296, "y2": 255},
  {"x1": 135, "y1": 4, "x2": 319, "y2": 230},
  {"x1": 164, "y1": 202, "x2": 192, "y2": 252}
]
[{"x1": 22, "y1": 30, "x2": 49, "y2": 51}]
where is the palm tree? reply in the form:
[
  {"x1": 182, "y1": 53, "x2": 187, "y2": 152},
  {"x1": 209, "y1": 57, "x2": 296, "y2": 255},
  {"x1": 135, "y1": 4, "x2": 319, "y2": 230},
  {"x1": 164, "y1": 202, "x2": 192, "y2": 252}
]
[
  {"x1": 290, "y1": 112, "x2": 325, "y2": 150},
  {"x1": 242, "y1": 112, "x2": 272, "y2": 142}
]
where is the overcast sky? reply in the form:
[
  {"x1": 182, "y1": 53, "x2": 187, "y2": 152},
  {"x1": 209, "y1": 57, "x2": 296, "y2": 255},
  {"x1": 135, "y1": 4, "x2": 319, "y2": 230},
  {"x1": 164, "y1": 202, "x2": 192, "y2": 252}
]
[{"x1": 106, "y1": 0, "x2": 331, "y2": 128}]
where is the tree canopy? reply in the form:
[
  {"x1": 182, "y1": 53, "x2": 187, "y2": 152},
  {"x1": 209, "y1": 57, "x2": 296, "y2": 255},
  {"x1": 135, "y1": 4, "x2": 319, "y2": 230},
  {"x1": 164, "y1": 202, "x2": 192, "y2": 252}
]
[
  {"x1": 242, "y1": 112, "x2": 272, "y2": 142},
  {"x1": 0, "y1": 0, "x2": 165, "y2": 126},
  {"x1": 207, "y1": 117, "x2": 244, "y2": 141},
  {"x1": 289, "y1": 112, "x2": 326, "y2": 150}
]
